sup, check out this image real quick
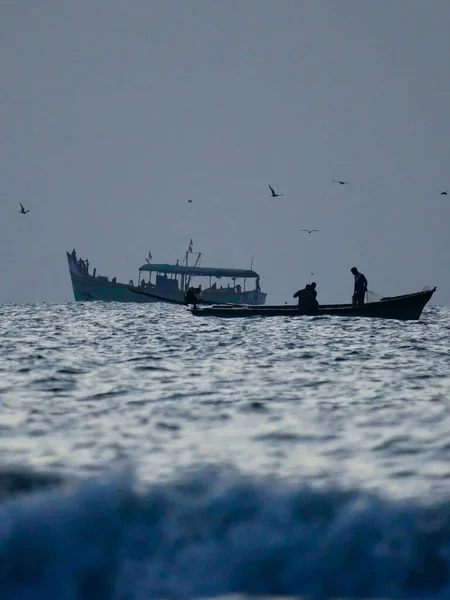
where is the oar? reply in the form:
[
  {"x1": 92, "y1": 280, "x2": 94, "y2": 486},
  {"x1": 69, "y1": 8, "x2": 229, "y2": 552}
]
[
  {"x1": 128, "y1": 288, "x2": 187, "y2": 304},
  {"x1": 127, "y1": 287, "x2": 237, "y2": 306}
]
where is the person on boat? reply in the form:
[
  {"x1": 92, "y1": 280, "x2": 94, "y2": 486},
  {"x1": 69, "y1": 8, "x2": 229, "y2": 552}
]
[
  {"x1": 184, "y1": 287, "x2": 198, "y2": 306},
  {"x1": 293, "y1": 284, "x2": 318, "y2": 311},
  {"x1": 351, "y1": 267, "x2": 368, "y2": 307},
  {"x1": 293, "y1": 285, "x2": 306, "y2": 305},
  {"x1": 308, "y1": 282, "x2": 319, "y2": 309}
]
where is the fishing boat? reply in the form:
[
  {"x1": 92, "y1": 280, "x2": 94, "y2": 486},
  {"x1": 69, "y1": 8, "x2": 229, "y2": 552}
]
[
  {"x1": 66, "y1": 247, "x2": 267, "y2": 305},
  {"x1": 190, "y1": 287, "x2": 436, "y2": 321}
]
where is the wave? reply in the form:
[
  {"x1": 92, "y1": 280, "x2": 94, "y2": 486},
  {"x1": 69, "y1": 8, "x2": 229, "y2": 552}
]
[
  {"x1": 0, "y1": 467, "x2": 63, "y2": 500},
  {"x1": 0, "y1": 466, "x2": 449, "y2": 599}
]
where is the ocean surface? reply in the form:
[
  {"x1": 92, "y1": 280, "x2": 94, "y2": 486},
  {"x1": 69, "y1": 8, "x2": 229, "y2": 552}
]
[{"x1": 0, "y1": 301, "x2": 449, "y2": 600}]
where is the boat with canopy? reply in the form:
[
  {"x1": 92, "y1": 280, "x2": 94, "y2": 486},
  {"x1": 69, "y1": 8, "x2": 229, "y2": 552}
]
[{"x1": 66, "y1": 245, "x2": 266, "y2": 305}]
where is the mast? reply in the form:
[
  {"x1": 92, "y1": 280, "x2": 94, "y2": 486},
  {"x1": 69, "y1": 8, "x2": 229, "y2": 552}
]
[
  {"x1": 181, "y1": 251, "x2": 188, "y2": 291},
  {"x1": 186, "y1": 251, "x2": 201, "y2": 289}
]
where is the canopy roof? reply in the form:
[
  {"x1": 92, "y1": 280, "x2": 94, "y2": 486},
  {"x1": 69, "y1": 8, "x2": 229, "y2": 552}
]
[{"x1": 139, "y1": 264, "x2": 259, "y2": 278}]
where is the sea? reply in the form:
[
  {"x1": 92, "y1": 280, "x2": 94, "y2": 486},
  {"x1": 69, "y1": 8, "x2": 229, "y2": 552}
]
[{"x1": 0, "y1": 301, "x2": 449, "y2": 600}]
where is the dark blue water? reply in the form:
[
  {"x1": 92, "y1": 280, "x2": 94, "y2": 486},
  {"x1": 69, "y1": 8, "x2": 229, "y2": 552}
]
[{"x1": 0, "y1": 302, "x2": 449, "y2": 599}]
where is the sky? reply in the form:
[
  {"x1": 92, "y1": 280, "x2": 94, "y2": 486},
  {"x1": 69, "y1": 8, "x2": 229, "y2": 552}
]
[{"x1": 1, "y1": 0, "x2": 449, "y2": 305}]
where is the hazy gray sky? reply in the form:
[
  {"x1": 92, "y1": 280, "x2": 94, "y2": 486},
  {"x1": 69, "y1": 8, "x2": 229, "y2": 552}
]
[{"x1": 1, "y1": 1, "x2": 449, "y2": 305}]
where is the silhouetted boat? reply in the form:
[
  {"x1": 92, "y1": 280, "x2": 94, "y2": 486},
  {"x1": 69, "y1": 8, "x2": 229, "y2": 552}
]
[
  {"x1": 190, "y1": 287, "x2": 436, "y2": 321},
  {"x1": 66, "y1": 248, "x2": 266, "y2": 305}
]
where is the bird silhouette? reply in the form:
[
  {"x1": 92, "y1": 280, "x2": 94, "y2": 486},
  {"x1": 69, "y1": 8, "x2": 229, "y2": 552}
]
[
  {"x1": 188, "y1": 199, "x2": 193, "y2": 203},
  {"x1": 269, "y1": 185, "x2": 284, "y2": 197},
  {"x1": 332, "y1": 180, "x2": 350, "y2": 185},
  {"x1": 19, "y1": 203, "x2": 29, "y2": 214},
  {"x1": 441, "y1": 190, "x2": 447, "y2": 196},
  {"x1": 301, "y1": 229, "x2": 318, "y2": 234}
]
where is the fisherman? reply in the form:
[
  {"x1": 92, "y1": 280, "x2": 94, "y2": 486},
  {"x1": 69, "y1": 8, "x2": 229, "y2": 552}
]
[
  {"x1": 184, "y1": 287, "x2": 198, "y2": 306},
  {"x1": 351, "y1": 267, "x2": 368, "y2": 307},
  {"x1": 293, "y1": 283, "x2": 318, "y2": 311},
  {"x1": 293, "y1": 284, "x2": 307, "y2": 305}
]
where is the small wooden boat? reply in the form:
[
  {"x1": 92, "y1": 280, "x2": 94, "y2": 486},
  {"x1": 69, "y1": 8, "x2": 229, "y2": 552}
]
[{"x1": 190, "y1": 287, "x2": 436, "y2": 321}]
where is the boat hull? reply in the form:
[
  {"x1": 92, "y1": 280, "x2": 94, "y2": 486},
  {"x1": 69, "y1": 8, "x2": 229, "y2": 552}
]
[
  {"x1": 191, "y1": 288, "x2": 436, "y2": 321},
  {"x1": 66, "y1": 253, "x2": 267, "y2": 305},
  {"x1": 69, "y1": 271, "x2": 156, "y2": 303}
]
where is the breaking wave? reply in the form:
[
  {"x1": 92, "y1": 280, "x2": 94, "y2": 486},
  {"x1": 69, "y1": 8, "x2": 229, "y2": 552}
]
[{"x1": 0, "y1": 466, "x2": 449, "y2": 599}]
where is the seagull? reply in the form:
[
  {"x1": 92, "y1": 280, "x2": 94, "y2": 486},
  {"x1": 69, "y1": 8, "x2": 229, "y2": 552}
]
[
  {"x1": 19, "y1": 203, "x2": 29, "y2": 214},
  {"x1": 269, "y1": 184, "x2": 284, "y2": 197},
  {"x1": 332, "y1": 180, "x2": 350, "y2": 185},
  {"x1": 441, "y1": 190, "x2": 447, "y2": 196},
  {"x1": 301, "y1": 229, "x2": 318, "y2": 234}
]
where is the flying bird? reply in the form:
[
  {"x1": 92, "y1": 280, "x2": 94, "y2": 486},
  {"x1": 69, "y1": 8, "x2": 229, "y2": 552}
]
[
  {"x1": 19, "y1": 203, "x2": 29, "y2": 214},
  {"x1": 188, "y1": 199, "x2": 193, "y2": 203},
  {"x1": 269, "y1": 185, "x2": 284, "y2": 197},
  {"x1": 332, "y1": 180, "x2": 350, "y2": 185},
  {"x1": 441, "y1": 190, "x2": 447, "y2": 196},
  {"x1": 301, "y1": 229, "x2": 318, "y2": 234}
]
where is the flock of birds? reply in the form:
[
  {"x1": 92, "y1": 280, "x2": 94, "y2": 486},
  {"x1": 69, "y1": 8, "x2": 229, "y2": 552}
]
[
  {"x1": 18, "y1": 183, "x2": 448, "y2": 221},
  {"x1": 185, "y1": 181, "x2": 448, "y2": 237}
]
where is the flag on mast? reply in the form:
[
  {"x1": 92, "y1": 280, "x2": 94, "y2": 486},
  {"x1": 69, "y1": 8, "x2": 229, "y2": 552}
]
[
  {"x1": 188, "y1": 239, "x2": 193, "y2": 253},
  {"x1": 145, "y1": 251, "x2": 152, "y2": 264}
]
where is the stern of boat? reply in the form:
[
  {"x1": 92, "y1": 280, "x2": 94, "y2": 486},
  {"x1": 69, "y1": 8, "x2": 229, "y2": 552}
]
[{"x1": 241, "y1": 290, "x2": 267, "y2": 305}]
